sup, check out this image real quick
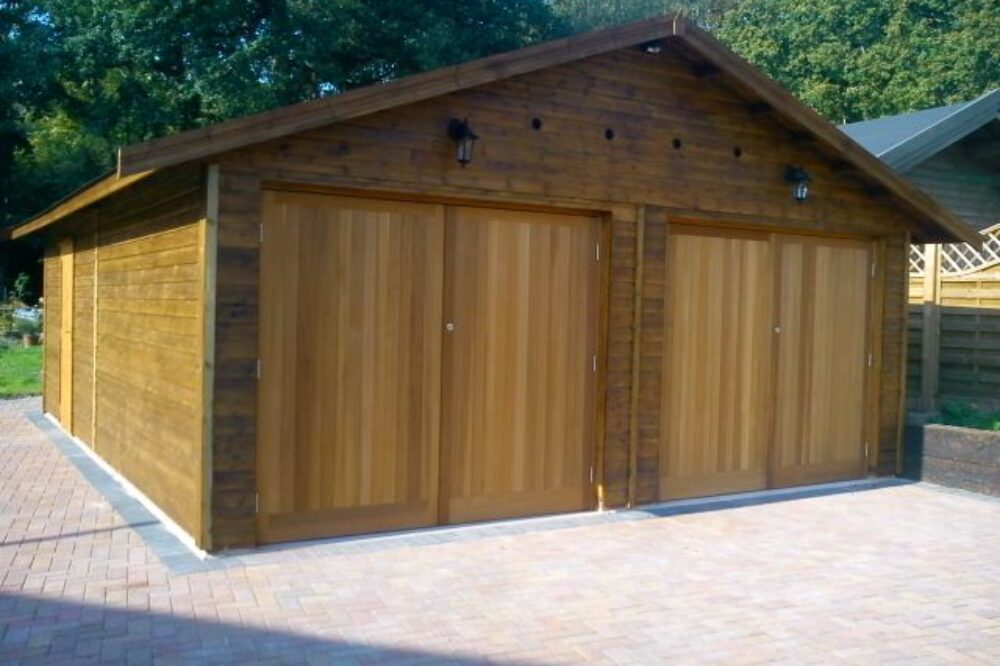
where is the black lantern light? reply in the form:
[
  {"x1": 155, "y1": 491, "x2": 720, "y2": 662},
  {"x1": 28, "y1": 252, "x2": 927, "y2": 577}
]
[
  {"x1": 640, "y1": 39, "x2": 664, "y2": 55},
  {"x1": 784, "y1": 165, "x2": 811, "y2": 203},
  {"x1": 447, "y1": 118, "x2": 478, "y2": 167}
]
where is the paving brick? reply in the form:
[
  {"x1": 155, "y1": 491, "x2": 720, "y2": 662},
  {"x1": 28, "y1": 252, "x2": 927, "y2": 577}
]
[{"x1": 2, "y1": 397, "x2": 1000, "y2": 664}]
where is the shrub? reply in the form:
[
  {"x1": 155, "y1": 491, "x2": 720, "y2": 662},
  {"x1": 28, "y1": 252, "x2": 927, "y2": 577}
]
[{"x1": 935, "y1": 401, "x2": 1000, "y2": 432}]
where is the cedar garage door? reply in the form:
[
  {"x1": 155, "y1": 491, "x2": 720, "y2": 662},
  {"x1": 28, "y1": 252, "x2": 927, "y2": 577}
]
[
  {"x1": 660, "y1": 225, "x2": 872, "y2": 500},
  {"x1": 257, "y1": 191, "x2": 599, "y2": 544}
]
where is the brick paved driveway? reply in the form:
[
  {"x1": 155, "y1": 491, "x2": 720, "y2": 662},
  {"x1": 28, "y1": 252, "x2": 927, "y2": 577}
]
[{"x1": 2, "y1": 397, "x2": 999, "y2": 665}]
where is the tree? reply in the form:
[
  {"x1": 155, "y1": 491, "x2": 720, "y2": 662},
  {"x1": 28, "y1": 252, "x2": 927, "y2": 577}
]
[
  {"x1": 1, "y1": 1, "x2": 58, "y2": 220},
  {"x1": 715, "y1": 0, "x2": 1000, "y2": 122},
  {"x1": 551, "y1": 0, "x2": 735, "y2": 31},
  {"x1": 0, "y1": 1, "x2": 566, "y2": 296}
]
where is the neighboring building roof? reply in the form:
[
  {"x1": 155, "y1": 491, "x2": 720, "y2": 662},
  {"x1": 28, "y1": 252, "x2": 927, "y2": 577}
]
[
  {"x1": 842, "y1": 89, "x2": 1000, "y2": 172},
  {"x1": 3, "y1": 15, "x2": 983, "y2": 245}
]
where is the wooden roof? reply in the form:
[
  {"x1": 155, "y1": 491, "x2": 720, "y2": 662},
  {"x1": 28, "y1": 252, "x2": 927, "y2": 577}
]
[{"x1": 4, "y1": 15, "x2": 982, "y2": 244}]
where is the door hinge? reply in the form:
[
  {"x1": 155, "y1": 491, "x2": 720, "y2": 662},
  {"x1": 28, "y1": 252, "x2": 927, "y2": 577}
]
[
  {"x1": 870, "y1": 261, "x2": 876, "y2": 278},
  {"x1": 259, "y1": 223, "x2": 264, "y2": 243},
  {"x1": 864, "y1": 441, "x2": 869, "y2": 458},
  {"x1": 256, "y1": 359, "x2": 261, "y2": 379},
  {"x1": 592, "y1": 354, "x2": 597, "y2": 373},
  {"x1": 590, "y1": 466, "x2": 594, "y2": 483},
  {"x1": 867, "y1": 352, "x2": 873, "y2": 368},
  {"x1": 596, "y1": 242, "x2": 600, "y2": 263},
  {"x1": 254, "y1": 492, "x2": 260, "y2": 514}
]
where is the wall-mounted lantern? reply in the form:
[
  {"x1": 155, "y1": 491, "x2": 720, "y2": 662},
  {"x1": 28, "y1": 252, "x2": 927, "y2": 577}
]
[
  {"x1": 448, "y1": 118, "x2": 478, "y2": 167},
  {"x1": 640, "y1": 40, "x2": 664, "y2": 55},
  {"x1": 784, "y1": 165, "x2": 811, "y2": 203}
]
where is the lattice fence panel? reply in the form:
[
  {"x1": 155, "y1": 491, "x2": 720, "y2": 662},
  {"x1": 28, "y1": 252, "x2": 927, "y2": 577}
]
[
  {"x1": 909, "y1": 224, "x2": 1000, "y2": 277},
  {"x1": 940, "y1": 225, "x2": 1000, "y2": 275},
  {"x1": 909, "y1": 245, "x2": 926, "y2": 276}
]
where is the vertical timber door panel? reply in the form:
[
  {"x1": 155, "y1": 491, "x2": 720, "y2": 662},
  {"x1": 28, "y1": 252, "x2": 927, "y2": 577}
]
[
  {"x1": 441, "y1": 207, "x2": 598, "y2": 524},
  {"x1": 59, "y1": 238, "x2": 74, "y2": 430},
  {"x1": 257, "y1": 192, "x2": 444, "y2": 544},
  {"x1": 771, "y1": 236, "x2": 871, "y2": 487},
  {"x1": 659, "y1": 226, "x2": 772, "y2": 500}
]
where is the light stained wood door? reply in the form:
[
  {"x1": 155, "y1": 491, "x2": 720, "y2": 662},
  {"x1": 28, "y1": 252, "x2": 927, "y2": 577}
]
[
  {"x1": 771, "y1": 236, "x2": 871, "y2": 487},
  {"x1": 257, "y1": 192, "x2": 445, "y2": 544},
  {"x1": 59, "y1": 238, "x2": 74, "y2": 429},
  {"x1": 660, "y1": 226, "x2": 772, "y2": 499},
  {"x1": 441, "y1": 207, "x2": 599, "y2": 524}
]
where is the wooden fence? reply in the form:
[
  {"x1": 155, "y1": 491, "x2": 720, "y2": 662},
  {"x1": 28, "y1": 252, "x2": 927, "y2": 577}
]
[{"x1": 908, "y1": 224, "x2": 1000, "y2": 411}]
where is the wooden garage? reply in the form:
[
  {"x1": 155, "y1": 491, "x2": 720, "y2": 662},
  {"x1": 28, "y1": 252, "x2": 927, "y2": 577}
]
[{"x1": 3, "y1": 16, "x2": 979, "y2": 551}]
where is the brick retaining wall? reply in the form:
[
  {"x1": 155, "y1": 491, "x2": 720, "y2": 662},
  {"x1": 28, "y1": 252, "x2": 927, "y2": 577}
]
[{"x1": 904, "y1": 423, "x2": 1000, "y2": 496}]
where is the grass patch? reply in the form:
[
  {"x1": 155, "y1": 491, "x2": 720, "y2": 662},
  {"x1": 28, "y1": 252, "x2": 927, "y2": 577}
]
[
  {"x1": 0, "y1": 343, "x2": 43, "y2": 397},
  {"x1": 934, "y1": 401, "x2": 1000, "y2": 432}
]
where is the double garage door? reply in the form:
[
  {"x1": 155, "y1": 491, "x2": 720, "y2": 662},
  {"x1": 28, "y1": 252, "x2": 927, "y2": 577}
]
[
  {"x1": 257, "y1": 192, "x2": 600, "y2": 544},
  {"x1": 660, "y1": 225, "x2": 873, "y2": 500}
]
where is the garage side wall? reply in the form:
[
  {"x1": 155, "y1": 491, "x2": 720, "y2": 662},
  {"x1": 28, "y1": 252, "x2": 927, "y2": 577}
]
[{"x1": 42, "y1": 165, "x2": 211, "y2": 547}]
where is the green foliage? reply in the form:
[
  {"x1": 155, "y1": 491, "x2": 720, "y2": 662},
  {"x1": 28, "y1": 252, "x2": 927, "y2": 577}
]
[
  {"x1": 0, "y1": 344, "x2": 42, "y2": 397},
  {"x1": 0, "y1": 0, "x2": 566, "y2": 298},
  {"x1": 11, "y1": 271, "x2": 29, "y2": 300},
  {"x1": 935, "y1": 401, "x2": 1000, "y2": 432},
  {"x1": 1, "y1": 0, "x2": 998, "y2": 302},
  {"x1": 715, "y1": 0, "x2": 1000, "y2": 123},
  {"x1": 551, "y1": 0, "x2": 735, "y2": 30}
]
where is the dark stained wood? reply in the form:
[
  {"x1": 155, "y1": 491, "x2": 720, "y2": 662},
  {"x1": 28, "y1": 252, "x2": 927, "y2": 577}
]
[
  {"x1": 116, "y1": 17, "x2": 685, "y2": 176},
  {"x1": 602, "y1": 207, "x2": 640, "y2": 507},
  {"x1": 209, "y1": 167, "x2": 262, "y2": 548},
  {"x1": 7, "y1": 171, "x2": 154, "y2": 240},
  {"x1": 671, "y1": 21, "x2": 979, "y2": 245},
  {"x1": 103, "y1": 16, "x2": 976, "y2": 246},
  {"x1": 635, "y1": 208, "x2": 668, "y2": 505},
  {"x1": 880, "y1": 235, "x2": 910, "y2": 475}
]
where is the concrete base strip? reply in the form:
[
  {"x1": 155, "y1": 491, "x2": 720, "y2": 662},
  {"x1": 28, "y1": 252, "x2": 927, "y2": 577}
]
[
  {"x1": 28, "y1": 408, "x2": 916, "y2": 573},
  {"x1": 27, "y1": 411, "x2": 216, "y2": 574}
]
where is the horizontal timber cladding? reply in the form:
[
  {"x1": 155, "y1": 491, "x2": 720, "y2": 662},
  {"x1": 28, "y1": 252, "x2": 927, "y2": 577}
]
[
  {"x1": 209, "y1": 45, "x2": 914, "y2": 545},
  {"x1": 43, "y1": 243, "x2": 62, "y2": 421},
  {"x1": 72, "y1": 213, "x2": 98, "y2": 447},
  {"x1": 211, "y1": 168, "x2": 262, "y2": 549},
  {"x1": 880, "y1": 235, "x2": 909, "y2": 475},
  {"x1": 59, "y1": 239, "x2": 74, "y2": 428},
  {"x1": 43, "y1": 164, "x2": 211, "y2": 546}
]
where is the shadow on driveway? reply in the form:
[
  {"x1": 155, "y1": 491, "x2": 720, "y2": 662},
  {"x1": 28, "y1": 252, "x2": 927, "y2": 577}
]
[{"x1": 0, "y1": 592, "x2": 523, "y2": 665}]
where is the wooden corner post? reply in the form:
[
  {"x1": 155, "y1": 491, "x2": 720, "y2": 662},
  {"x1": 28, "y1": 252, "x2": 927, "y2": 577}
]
[
  {"x1": 199, "y1": 164, "x2": 220, "y2": 551},
  {"x1": 920, "y1": 243, "x2": 941, "y2": 413}
]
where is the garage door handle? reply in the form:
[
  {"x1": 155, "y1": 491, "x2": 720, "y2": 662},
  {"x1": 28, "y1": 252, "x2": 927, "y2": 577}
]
[{"x1": 445, "y1": 322, "x2": 456, "y2": 332}]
